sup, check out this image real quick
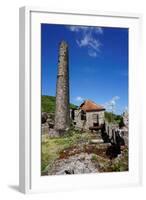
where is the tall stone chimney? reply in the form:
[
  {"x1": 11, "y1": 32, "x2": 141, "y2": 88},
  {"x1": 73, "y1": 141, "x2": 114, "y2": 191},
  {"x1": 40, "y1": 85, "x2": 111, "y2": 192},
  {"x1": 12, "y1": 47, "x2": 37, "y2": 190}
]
[{"x1": 54, "y1": 41, "x2": 70, "y2": 135}]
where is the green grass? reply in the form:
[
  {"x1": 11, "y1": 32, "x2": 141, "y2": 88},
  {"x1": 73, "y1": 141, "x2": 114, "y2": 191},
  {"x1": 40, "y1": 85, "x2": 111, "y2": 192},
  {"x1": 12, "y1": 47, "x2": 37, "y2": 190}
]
[
  {"x1": 41, "y1": 95, "x2": 77, "y2": 113},
  {"x1": 41, "y1": 130, "x2": 92, "y2": 175},
  {"x1": 41, "y1": 126, "x2": 128, "y2": 175},
  {"x1": 91, "y1": 154, "x2": 98, "y2": 161},
  {"x1": 105, "y1": 111, "x2": 124, "y2": 126}
]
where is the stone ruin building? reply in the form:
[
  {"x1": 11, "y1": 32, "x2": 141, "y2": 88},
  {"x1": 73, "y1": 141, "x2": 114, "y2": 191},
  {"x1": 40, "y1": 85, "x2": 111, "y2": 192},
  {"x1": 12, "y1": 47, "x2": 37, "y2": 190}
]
[
  {"x1": 41, "y1": 40, "x2": 129, "y2": 163},
  {"x1": 70, "y1": 100, "x2": 105, "y2": 131},
  {"x1": 41, "y1": 40, "x2": 128, "y2": 150}
]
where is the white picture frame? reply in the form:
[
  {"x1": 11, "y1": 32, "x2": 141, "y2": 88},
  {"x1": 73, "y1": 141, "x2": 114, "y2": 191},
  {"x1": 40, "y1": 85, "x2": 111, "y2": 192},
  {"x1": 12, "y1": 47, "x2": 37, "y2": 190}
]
[{"x1": 19, "y1": 6, "x2": 143, "y2": 194}]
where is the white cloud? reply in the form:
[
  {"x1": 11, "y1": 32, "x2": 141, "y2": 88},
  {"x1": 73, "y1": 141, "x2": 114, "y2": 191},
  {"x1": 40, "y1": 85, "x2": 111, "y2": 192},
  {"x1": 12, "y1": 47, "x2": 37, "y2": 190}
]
[
  {"x1": 75, "y1": 96, "x2": 84, "y2": 102},
  {"x1": 69, "y1": 26, "x2": 92, "y2": 32},
  {"x1": 88, "y1": 49, "x2": 97, "y2": 57},
  {"x1": 76, "y1": 35, "x2": 90, "y2": 47},
  {"x1": 124, "y1": 106, "x2": 128, "y2": 112},
  {"x1": 69, "y1": 26, "x2": 80, "y2": 32},
  {"x1": 105, "y1": 96, "x2": 120, "y2": 112},
  {"x1": 95, "y1": 27, "x2": 103, "y2": 34},
  {"x1": 68, "y1": 25, "x2": 103, "y2": 57},
  {"x1": 76, "y1": 36, "x2": 101, "y2": 52},
  {"x1": 124, "y1": 106, "x2": 128, "y2": 110}
]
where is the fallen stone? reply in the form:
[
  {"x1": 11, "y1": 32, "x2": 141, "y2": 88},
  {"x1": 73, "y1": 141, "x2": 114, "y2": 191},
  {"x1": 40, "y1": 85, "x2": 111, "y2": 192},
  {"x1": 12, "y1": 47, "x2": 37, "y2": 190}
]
[
  {"x1": 90, "y1": 139, "x2": 104, "y2": 144},
  {"x1": 48, "y1": 129, "x2": 60, "y2": 137},
  {"x1": 98, "y1": 143, "x2": 111, "y2": 149}
]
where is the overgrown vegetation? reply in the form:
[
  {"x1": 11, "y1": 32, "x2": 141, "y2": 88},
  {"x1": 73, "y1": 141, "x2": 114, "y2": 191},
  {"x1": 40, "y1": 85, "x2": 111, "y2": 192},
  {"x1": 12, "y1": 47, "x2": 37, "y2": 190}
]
[
  {"x1": 41, "y1": 95, "x2": 77, "y2": 113},
  {"x1": 41, "y1": 128, "x2": 128, "y2": 175},
  {"x1": 110, "y1": 148, "x2": 128, "y2": 171},
  {"x1": 41, "y1": 129, "x2": 92, "y2": 175},
  {"x1": 91, "y1": 154, "x2": 98, "y2": 162},
  {"x1": 105, "y1": 111, "x2": 124, "y2": 126},
  {"x1": 90, "y1": 148, "x2": 128, "y2": 172}
]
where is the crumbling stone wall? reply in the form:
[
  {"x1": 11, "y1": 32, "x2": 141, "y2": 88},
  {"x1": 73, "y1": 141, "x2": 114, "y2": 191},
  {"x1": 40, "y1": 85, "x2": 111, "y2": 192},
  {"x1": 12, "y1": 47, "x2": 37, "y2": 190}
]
[
  {"x1": 73, "y1": 110, "x2": 105, "y2": 130},
  {"x1": 86, "y1": 111, "x2": 105, "y2": 127}
]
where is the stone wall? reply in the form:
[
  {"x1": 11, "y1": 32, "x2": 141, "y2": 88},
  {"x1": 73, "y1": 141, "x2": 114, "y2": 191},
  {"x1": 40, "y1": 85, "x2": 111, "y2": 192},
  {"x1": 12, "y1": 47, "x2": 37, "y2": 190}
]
[
  {"x1": 86, "y1": 111, "x2": 105, "y2": 128},
  {"x1": 123, "y1": 111, "x2": 129, "y2": 128},
  {"x1": 73, "y1": 110, "x2": 85, "y2": 129},
  {"x1": 73, "y1": 110, "x2": 105, "y2": 130},
  {"x1": 41, "y1": 112, "x2": 55, "y2": 135}
]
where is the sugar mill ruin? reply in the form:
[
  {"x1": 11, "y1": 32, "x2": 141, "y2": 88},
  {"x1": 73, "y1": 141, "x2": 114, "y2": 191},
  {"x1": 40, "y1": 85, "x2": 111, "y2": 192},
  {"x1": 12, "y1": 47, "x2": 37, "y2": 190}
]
[
  {"x1": 41, "y1": 41, "x2": 128, "y2": 175},
  {"x1": 42, "y1": 40, "x2": 128, "y2": 139}
]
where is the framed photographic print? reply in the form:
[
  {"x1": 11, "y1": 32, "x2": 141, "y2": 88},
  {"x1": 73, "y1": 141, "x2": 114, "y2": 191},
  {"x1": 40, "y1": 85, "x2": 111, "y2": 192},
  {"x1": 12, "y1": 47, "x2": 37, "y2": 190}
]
[{"x1": 19, "y1": 7, "x2": 143, "y2": 193}]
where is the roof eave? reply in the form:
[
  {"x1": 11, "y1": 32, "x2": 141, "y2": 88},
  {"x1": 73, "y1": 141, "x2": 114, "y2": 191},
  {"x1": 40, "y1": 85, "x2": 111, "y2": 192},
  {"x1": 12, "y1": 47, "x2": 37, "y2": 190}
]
[{"x1": 84, "y1": 108, "x2": 105, "y2": 112}]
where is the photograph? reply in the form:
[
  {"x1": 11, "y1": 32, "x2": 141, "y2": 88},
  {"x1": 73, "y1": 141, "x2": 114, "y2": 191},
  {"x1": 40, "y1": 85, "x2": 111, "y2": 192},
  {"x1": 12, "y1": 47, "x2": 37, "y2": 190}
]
[{"x1": 41, "y1": 23, "x2": 129, "y2": 176}]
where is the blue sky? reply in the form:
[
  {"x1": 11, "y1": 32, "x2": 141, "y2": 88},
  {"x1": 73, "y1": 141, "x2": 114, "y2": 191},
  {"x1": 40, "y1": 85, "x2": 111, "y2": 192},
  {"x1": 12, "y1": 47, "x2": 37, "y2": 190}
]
[{"x1": 41, "y1": 24, "x2": 128, "y2": 114}]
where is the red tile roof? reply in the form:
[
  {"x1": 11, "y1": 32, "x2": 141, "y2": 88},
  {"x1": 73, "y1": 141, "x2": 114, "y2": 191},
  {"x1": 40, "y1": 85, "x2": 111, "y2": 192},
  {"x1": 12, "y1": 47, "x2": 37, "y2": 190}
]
[{"x1": 79, "y1": 100, "x2": 105, "y2": 112}]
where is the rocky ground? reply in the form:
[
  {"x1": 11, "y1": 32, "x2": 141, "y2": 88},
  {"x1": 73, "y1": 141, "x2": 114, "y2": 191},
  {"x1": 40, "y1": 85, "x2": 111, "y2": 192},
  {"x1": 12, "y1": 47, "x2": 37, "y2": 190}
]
[
  {"x1": 41, "y1": 129, "x2": 128, "y2": 176},
  {"x1": 49, "y1": 153, "x2": 99, "y2": 175}
]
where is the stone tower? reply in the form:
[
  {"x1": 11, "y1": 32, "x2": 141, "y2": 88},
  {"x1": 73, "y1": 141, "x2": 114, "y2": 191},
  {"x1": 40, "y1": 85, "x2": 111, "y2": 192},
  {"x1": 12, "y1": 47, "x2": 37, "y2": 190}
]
[{"x1": 54, "y1": 41, "x2": 70, "y2": 135}]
